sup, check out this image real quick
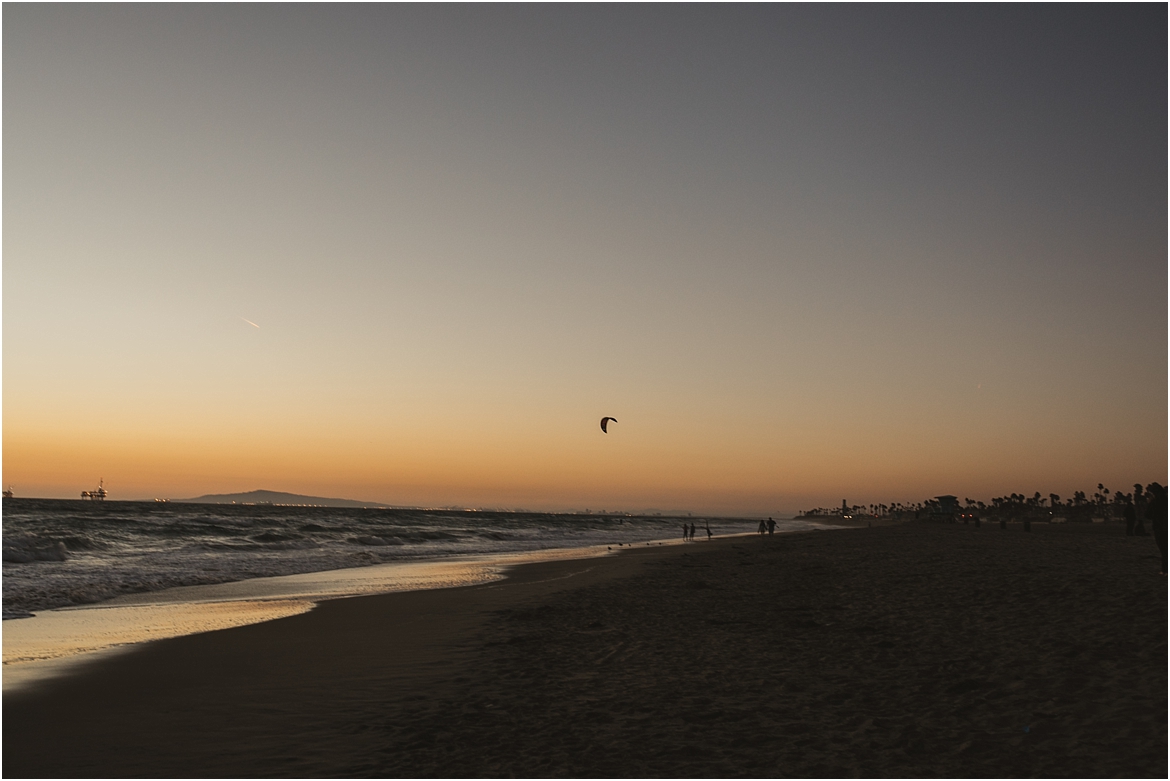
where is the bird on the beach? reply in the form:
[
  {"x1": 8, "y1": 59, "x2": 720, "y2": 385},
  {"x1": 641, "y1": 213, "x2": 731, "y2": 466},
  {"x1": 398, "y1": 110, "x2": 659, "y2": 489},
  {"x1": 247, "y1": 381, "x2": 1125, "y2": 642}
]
[{"x1": 600, "y1": 416, "x2": 617, "y2": 433}]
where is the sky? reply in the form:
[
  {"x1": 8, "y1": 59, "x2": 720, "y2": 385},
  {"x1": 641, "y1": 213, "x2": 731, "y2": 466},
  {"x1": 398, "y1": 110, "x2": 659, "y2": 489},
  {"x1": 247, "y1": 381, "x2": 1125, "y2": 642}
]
[{"x1": 4, "y1": 5, "x2": 1166, "y2": 515}]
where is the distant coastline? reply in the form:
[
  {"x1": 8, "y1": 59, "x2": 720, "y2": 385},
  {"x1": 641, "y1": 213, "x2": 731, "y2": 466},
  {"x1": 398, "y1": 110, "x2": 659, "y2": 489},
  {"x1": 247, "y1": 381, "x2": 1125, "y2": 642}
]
[
  {"x1": 3, "y1": 493, "x2": 777, "y2": 518},
  {"x1": 177, "y1": 489, "x2": 397, "y2": 509}
]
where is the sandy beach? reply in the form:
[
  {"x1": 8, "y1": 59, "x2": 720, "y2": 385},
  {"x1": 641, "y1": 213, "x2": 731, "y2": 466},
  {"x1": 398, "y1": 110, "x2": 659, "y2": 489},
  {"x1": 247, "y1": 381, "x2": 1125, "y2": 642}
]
[{"x1": 4, "y1": 521, "x2": 1165, "y2": 778}]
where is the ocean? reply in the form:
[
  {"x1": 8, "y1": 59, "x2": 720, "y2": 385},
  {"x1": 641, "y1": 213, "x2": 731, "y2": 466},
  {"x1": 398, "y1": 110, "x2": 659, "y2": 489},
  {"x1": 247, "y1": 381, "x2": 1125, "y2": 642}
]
[{"x1": 2, "y1": 499, "x2": 840, "y2": 617}]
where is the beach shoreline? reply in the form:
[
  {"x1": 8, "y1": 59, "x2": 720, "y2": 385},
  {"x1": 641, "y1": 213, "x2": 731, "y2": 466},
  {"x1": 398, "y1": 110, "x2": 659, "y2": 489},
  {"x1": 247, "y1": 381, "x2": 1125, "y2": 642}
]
[
  {"x1": 1, "y1": 530, "x2": 762, "y2": 692},
  {"x1": 5, "y1": 522, "x2": 1165, "y2": 777},
  {"x1": 3, "y1": 514, "x2": 847, "y2": 692},
  {"x1": 2, "y1": 499, "x2": 810, "y2": 619}
]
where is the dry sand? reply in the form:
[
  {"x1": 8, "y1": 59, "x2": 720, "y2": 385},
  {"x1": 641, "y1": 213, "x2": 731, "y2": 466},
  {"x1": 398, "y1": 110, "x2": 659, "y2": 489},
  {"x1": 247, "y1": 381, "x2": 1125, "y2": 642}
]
[{"x1": 4, "y1": 522, "x2": 1165, "y2": 777}]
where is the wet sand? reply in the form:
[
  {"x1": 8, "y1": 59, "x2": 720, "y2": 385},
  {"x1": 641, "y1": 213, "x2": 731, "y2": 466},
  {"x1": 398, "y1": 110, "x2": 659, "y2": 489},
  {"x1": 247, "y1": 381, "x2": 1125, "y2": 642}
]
[{"x1": 4, "y1": 522, "x2": 1165, "y2": 777}]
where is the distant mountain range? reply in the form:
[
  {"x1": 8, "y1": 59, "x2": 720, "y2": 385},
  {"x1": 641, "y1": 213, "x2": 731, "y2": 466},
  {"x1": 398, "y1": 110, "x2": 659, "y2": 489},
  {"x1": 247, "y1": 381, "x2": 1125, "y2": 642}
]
[{"x1": 177, "y1": 490, "x2": 395, "y2": 508}]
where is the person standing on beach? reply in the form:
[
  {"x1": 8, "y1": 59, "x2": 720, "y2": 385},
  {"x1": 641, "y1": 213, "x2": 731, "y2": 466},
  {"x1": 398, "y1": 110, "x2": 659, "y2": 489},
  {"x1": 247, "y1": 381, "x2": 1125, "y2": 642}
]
[
  {"x1": 689, "y1": 522, "x2": 696, "y2": 541},
  {"x1": 767, "y1": 518, "x2": 776, "y2": 535},
  {"x1": 683, "y1": 524, "x2": 689, "y2": 542},
  {"x1": 1147, "y1": 483, "x2": 1167, "y2": 575},
  {"x1": 758, "y1": 519, "x2": 767, "y2": 535},
  {"x1": 705, "y1": 522, "x2": 713, "y2": 541}
]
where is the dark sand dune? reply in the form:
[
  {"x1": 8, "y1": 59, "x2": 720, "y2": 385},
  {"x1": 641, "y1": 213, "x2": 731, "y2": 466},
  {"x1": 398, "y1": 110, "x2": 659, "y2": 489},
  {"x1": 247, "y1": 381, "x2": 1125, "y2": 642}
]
[{"x1": 5, "y1": 523, "x2": 1165, "y2": 777}]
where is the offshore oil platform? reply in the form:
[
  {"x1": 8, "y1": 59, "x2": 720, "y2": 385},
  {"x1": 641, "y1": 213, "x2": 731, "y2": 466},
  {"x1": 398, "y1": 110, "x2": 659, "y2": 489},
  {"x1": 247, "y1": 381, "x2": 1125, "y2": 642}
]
[{"x1": 81, "y1": 480, "x2": 107, "y2": 500}]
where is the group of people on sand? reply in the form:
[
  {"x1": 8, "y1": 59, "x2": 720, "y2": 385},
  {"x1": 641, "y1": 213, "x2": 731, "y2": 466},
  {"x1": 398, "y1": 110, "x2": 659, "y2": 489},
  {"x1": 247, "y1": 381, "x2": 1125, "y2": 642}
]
[
  {"x1": 1113, "y1": 482, "x2": 1166, "y2": 575},
  {"x1": 681, "y1": 522, "x2": 712, "y2": 542},
  {"x1": 1146, "y1": 483, "x2": 1168, "y2": 576},
  {"x1": 1123, "y1": 502, "x2": 1149, "y2": 538},
  {"x1": 757, "y1": 518, "x2": 777, "y2": 535}
]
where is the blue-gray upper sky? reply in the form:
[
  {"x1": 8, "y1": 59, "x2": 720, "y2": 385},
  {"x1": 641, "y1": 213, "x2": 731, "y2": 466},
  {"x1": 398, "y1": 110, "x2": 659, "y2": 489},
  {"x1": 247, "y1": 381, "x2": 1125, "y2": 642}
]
[{"x1": 5, "y1": 5, "x2": 1166, "y2": 512}]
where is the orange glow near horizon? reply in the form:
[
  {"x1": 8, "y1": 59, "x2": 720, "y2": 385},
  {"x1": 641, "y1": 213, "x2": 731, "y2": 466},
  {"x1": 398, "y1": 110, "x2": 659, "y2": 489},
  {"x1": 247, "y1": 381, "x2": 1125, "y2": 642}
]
[{"x1": 5, "y1": 389, "x2": 1163, "y2": 514}]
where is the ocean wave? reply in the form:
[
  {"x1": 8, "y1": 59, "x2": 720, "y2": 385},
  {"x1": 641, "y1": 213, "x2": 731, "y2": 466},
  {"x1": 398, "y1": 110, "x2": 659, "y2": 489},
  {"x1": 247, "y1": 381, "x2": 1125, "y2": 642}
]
[
  {"x1": 3, "y1": 536, "x2": 69, "y2": 563},
  {"x1": 249, "y1": 531, "x2": 305, "y2": 543},
  {"x1": 351, "y1": 535, "x2": 404, "y2": 547}
]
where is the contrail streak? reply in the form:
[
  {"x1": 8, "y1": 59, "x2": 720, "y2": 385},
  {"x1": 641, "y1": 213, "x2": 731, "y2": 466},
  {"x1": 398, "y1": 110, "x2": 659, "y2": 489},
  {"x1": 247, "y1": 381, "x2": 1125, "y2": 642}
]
[{"x1": 241, "y1": 318, "x2": 261, "y2": 329}]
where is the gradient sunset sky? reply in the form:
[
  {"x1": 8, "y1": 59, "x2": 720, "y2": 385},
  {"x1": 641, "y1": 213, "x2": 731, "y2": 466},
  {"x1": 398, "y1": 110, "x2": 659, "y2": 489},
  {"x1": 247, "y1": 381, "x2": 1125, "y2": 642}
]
[{"x1": 5, "y1": 5, "x2": 1166, "y2": 515}]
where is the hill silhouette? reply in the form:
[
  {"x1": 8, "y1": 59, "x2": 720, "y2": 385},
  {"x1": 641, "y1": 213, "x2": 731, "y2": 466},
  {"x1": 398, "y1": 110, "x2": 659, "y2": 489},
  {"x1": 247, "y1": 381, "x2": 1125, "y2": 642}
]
[{"x1": 178, "y1": 490, "x2": 394, "y2": 508}]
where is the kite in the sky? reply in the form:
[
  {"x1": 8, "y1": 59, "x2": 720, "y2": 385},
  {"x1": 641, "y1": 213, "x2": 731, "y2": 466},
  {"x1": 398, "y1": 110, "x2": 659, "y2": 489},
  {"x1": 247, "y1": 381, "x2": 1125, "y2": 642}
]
[{"x1": 600, "y1": 416, "x2": 617, "y2": 433}]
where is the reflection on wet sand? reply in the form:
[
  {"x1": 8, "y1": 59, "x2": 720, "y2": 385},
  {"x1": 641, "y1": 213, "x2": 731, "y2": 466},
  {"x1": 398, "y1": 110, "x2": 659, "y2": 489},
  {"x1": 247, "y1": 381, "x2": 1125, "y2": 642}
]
[{"x1": 2, "y1": 543, "x2": 624, "y2": 691}]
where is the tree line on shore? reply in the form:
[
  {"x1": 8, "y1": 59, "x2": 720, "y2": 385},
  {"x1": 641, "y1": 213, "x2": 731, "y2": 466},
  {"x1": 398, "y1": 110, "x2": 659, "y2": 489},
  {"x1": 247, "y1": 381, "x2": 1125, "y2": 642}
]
[{"x1": 798, "y1": 481, "x2": 1164, "y2": 522}]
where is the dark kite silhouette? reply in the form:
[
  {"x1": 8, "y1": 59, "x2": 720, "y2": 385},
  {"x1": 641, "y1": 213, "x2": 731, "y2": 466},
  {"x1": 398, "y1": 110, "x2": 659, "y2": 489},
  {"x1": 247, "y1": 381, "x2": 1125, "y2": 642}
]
[{"x1": 600, "y1": 417, "x2": 617, "y2": 433}]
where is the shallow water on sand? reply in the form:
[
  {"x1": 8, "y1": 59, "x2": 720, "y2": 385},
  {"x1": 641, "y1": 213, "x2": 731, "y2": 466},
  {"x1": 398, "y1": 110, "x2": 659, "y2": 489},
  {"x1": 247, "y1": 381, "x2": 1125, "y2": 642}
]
[{"x1": 2, "y1": 543, "x2": 626, "y2": 691}]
